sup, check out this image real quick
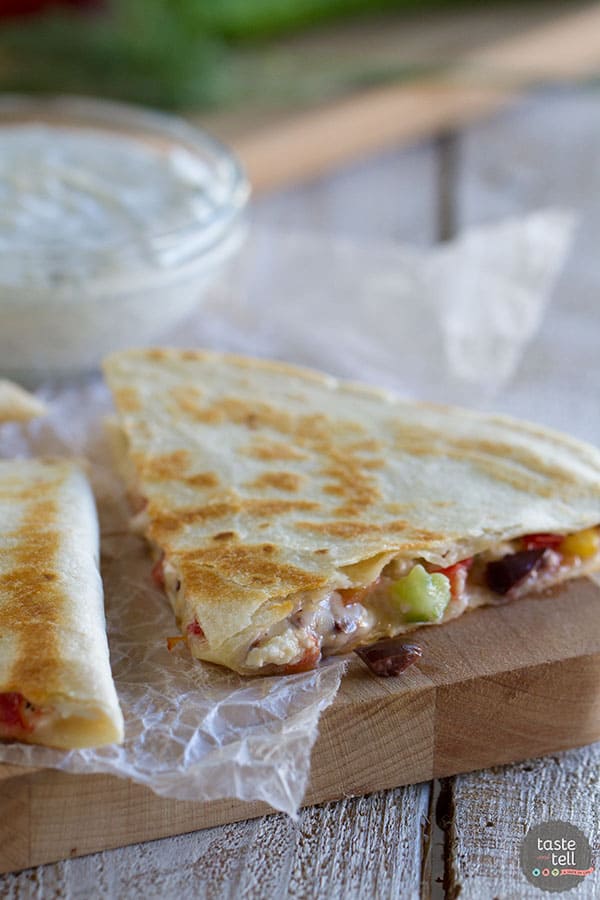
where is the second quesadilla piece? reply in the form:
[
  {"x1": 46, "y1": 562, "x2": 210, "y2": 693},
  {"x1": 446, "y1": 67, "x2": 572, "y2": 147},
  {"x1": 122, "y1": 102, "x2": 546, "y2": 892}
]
[
  {"x1": 0, "y1": 380, "x2": 47, "y2": 423},
  {"x1": 104, "y1": 349, "x2": 600, "y2": 676},
  {"x1": 0, "y1": 459, "x2": 124, "y2": 748}
]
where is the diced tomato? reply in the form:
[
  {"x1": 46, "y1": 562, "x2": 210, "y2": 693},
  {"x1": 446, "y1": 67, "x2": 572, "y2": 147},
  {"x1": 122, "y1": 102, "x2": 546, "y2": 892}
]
[
  {"x1": 281, "y1": 638, "x2": 321, "y2": 674},
  {"x1": 151, "y1": 556, "x2": 165, "y2": 590},
  {"x1": 522, "y1": 533, "x2": 564, "y2": 551},
  {"x1": 186, "y1": 619, "x2": 205, "y2": 639},
  {"x1": 338, "y1": 578, "x2": 380, "y2": 607},
  {"x1": 431, "y1": 558, "x2": 474, "y2": 600},
  {"x1": 0, "y1": 692, "x2": 34, "y2": 734}
]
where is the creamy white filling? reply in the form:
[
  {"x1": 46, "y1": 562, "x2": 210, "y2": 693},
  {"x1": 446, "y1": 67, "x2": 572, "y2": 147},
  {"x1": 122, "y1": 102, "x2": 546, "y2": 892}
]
[{"x1": 245, "y1": 626, "x2": 316, "y2": 669}]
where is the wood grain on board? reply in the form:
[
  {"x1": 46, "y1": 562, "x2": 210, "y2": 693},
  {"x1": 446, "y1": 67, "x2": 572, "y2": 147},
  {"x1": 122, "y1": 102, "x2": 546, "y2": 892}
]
[
  {"x1": 200, "y1": 4, "x2": 600, "y2": 193},
  {"x1": 1, "y1": 579, "x2": 599, "y2": 875}
]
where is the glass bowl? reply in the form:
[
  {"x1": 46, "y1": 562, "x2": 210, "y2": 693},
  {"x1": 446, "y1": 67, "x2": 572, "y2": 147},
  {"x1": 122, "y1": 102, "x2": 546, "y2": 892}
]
[{"x1": 0, "y1": 94, "x2": 249, "y2": 383}]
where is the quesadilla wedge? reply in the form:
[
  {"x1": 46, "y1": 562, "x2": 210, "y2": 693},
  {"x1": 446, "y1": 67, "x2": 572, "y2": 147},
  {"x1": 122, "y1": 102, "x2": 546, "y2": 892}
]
[
  {"x1": 0, "y1": 459, "x2": 124, "y2": 748},
  {"x1": 104, "y1": 348, "x2": 600, "y2": 676},
  {"x1": 0, "y1": 380, "x2": 47, "y2": 423}
]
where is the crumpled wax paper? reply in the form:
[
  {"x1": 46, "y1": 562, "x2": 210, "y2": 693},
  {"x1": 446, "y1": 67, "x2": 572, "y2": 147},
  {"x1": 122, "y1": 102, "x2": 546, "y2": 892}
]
[{"x1": 0, "y1": 209, "x2": 576, "y2": 815}]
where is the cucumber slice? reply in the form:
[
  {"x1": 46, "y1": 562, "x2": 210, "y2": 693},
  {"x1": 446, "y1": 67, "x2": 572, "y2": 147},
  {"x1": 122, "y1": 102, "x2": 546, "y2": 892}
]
[{"x1": 391, "y1": 564, "x2": 451, "y2": 623}]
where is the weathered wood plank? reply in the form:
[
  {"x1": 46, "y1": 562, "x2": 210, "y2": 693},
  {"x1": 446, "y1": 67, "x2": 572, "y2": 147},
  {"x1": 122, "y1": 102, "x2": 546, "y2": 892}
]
[
  {"x1": 443, "y1": 745, "x2": 600, "y2": 899},
  {"x1": 0, "y1": 786, "x2": 429, "y2": 900}
]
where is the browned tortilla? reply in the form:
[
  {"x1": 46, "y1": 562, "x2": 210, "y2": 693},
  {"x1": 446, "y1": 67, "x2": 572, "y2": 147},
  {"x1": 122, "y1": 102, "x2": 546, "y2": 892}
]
[
  {"x1": 104, "y1": 348, "x2": 600, "y2": 673},
  {"x1": 0, "y1": 459, "x2": 123, "y2": 748}
]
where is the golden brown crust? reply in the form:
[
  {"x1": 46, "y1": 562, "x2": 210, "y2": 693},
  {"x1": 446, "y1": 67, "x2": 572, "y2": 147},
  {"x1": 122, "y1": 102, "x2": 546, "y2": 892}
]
[
  {"x1": 246, "y1": 472, "x2": 303, "y2": 492},
  {"x1": 242, "y1": 440, "x2": 309, "y2": 461},
  {"x1": 0, "y1": 459, "x2": 123, "y2": 747},
  {"x1": 113, "y1": 386, "x2": 141, "y2": 413},
  {"x1": 0, "y1": 492, "x2": 65, "y2": 696},
  {"x1": 103, "y1": 348, "x2": 600, "y2": 672}
]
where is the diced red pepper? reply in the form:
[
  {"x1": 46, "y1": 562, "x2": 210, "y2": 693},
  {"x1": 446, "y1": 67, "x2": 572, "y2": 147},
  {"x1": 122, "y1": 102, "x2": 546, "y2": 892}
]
[
  {"x1": 151, "y1": 556, "x2": 165, "y2": 590},
  {"x1": 522, "y1": 533, "x2": 564, "y2": 551},
  {"x1": 431, "y1": 558, "x2": 474, "y2": 600},
  {"x1": 0, "y1": 692, "x2": 34, "y2": 734},
  {"x1": 186, "y1": 619, "x2": 205, "y2": 639}
]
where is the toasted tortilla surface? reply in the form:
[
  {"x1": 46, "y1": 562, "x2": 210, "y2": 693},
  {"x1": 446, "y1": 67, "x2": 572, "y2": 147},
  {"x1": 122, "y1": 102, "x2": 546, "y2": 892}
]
[{"x1": 104, "y1": 349, "x2": 600, "y2": 672}]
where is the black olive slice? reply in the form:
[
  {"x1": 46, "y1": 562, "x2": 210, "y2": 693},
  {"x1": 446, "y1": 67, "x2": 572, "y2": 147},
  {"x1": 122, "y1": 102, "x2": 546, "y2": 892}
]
[
  {"x1": 355, "y1": 639, "x2": 423, "y2": 677},
  {"x1": 485, "y1": 548, "x2": 547, "y2": 595}
]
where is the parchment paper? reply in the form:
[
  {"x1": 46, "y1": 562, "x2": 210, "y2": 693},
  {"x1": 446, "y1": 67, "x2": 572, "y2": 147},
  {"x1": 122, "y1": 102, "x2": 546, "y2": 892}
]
[{"x1": 0, "y1": 209, "x2": 576, "y2": 815}]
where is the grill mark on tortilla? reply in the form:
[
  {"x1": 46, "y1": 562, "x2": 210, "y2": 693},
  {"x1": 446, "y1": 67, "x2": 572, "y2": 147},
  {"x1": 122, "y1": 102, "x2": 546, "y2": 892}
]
[
  {"x1": 454, "y1": 438, "x2": 583, "y2": 486},
  {"x1": 392, "y1": 425, "x2": 584, "y2": 495},
  {"x1": 385, "y1": 502, "x2": 414, "y2": 514},
  {"x1": 360, "y1": 458, "x2": 385, "y2": 470},
  {"x1": 175, "y1": 545, "x2": 326, "y2": 599},
  {"x1": 502, "y1": 420, "x2": 600, "y2": 470},
  {"x1": 148, "y1": 502, "x2": 236, "y2": 536},
  {"x1": 113, "y1": 386, "x2": 141, "y2": 412},
  {"x1": 213, "y1": 531, "x2": 237, "y2": 541},
  {"x1": 243, "y1": 440, "x2": 308, "y2": 462},
  {"x1": 184, "y1": 472, "x2": 220, "y2": 489},
  {"x1": 177, "y1": 399, "x2": 222, "y2": 424},
  {"x1": 145, "y1": 349, "x2": 169, "y2": 361},
  {"x1": 136, "y1": 450, "x2": 191, "y2": 479},
  {"x1": 322, "y1": 448, "x2": 382, "y2": 517},
  {"x1": 294, "y1": 519, "x2": 412, "y2": 538},
  {"x1": 134, "y1": 449, "x2": 218, "y2": 489},
  {"x1": 0, "y1": 488, "x2": 66, "y2": 701},
  {"x1": 247, "y1": 472, "x2": 303, "y2": 492},
  {"x1": 148, "y1": 498, "x2": 320, "y2": 539},
  {"x1": 170, "y1": 391, "x2": 365, "y2": 446},
  {"x1": 347, "y1": 439, "x2": 383, "y2": 452},
  {"x1": 245, "y1": 499, "x2": 319, "y2": 516}
]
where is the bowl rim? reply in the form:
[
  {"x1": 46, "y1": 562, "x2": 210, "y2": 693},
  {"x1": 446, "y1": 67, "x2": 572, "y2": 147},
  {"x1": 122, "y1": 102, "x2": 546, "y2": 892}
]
[{"x1": 0, "y1": 93, "x2": 250, "y2": 262}]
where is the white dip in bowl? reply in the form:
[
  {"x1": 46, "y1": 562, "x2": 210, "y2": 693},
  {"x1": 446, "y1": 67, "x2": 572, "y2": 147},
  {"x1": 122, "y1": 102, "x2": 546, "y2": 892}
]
[{"x1": 0, "y1": 95, "x2": 249, "y2": 382}]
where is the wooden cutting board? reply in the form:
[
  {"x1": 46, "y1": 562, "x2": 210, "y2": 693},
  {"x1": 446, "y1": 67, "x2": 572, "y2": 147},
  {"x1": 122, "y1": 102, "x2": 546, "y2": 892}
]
[{"x1": 1, "y1": 578, "x2": 599, "y2": 874}]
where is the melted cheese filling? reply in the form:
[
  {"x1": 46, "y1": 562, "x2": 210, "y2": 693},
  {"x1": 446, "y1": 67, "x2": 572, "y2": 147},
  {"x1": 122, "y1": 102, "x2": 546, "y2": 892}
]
[{"x1": 241, "y1": 534, "x2": 600, "y2": 672}]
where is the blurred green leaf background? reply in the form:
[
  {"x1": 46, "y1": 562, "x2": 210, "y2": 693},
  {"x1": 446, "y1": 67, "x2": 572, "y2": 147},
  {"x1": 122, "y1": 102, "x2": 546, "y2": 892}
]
[{"x1": 0, "y1": 0, "x2": 542, "y2": 110}]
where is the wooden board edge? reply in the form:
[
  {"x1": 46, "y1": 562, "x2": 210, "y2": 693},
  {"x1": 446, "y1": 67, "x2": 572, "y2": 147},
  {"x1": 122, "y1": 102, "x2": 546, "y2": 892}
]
[
  {"x1": 2, "y1": 647, "x2": 599, "y2": 874},
  {"x1": 433, "y1": 651, "x2": 600, "y2": 778}
]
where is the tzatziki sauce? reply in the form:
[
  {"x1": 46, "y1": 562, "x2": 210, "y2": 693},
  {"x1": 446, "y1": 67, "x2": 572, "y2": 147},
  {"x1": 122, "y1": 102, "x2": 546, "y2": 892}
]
[
  {"x1": 0, "y1": 124, "x2": 226, "y2": 285},
  {"x1": 0, "y1": 119, "x2": 246, "y2": 379}
]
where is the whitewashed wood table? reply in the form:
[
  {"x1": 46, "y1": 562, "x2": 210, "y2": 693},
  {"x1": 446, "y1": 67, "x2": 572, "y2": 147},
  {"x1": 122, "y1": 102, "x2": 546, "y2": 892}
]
[{"x1": 3, "y1": 84, "x2": 600, "y2": 899}]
